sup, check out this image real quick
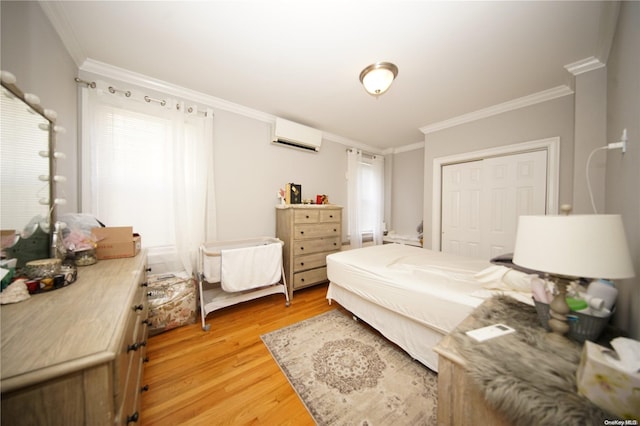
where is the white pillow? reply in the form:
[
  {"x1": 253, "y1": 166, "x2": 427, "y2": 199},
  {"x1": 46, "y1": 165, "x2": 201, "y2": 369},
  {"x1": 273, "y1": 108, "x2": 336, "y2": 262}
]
[{"x1": 474, "y1": 265, "x2": 533, "y2": 293}]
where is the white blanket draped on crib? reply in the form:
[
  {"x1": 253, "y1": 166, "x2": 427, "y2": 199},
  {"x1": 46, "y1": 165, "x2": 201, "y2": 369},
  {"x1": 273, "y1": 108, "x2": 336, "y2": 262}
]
[{"x1": 220, "y1": 242, "x2": 282, "y2": 292}]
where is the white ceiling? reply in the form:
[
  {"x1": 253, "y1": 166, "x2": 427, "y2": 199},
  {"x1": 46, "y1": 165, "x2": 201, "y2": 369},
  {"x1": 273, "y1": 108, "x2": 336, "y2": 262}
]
[{"x1": 44, "y1": 1, "x2": 615, "y2": 150}]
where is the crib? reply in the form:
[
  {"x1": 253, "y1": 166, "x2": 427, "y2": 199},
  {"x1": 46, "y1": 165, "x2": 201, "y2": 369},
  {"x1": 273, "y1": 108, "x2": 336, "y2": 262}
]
[{"x1": 197, "y1": 237, "x2": 290, "y2": 331}]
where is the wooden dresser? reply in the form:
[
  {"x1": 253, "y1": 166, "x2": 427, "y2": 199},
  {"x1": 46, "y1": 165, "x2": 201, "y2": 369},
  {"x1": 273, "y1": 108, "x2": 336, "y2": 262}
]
[
  {"x1": 434, "y1": 321, "x2": 511, "y2": 426},
  {"x1": 1, "y1": 252, "x2": 149, "y2": 425},
  {"x1": 276, "y1": 204, "x2": 342, "y2": 300}
]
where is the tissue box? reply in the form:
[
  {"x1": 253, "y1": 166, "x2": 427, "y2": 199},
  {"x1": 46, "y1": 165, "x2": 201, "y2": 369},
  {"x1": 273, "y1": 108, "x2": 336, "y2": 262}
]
[
  {"x1": 91, "y1": 227, "x2": 141, "y2": 260},
  {"x1": 576, "y1": 341, "x2": 640, "y2": 419}
]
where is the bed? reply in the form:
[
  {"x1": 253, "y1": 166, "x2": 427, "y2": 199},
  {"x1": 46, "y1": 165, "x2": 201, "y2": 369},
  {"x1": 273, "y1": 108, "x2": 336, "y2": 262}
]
[{"x1": 326, "y1": 243, "x2": 534, "y2": 372}]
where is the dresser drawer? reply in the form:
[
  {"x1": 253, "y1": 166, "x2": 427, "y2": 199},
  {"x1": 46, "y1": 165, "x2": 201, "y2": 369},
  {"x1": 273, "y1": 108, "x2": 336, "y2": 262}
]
[
  {"x1": 293, "y1": 252, "x2": 330, "y2": 272},
  {"x1": 116, "y1": 350, "x2": 145, "y2": 425},
  {"x1": 293, "y1": 267, "x2": 328, "y2": 289},
  {"x1": 294, "y1": 223, "x2": 340, "y2": 240},
  {"x1": 294, "y1": 209, "x2": 319, "y2": 223},
  {"x1": 319, "y1": 210, "x2": 340, "y2": 222},
  {"x1": 293, "y1": 237, "x2": 341, "y2": 256},
  {"x1": 114, "y1": 294, "x2": 148, "y2": 409}
]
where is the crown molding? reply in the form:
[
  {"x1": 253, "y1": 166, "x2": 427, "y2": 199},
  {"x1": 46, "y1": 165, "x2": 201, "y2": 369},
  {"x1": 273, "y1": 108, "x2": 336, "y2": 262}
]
[
  {"x1": 39, "y1": 1, "x2": 86, "y2": 67},
  {"x1": 564, "y1": 56, "x2": 605, "y2": 76},
  {"x1": 419, "y1": 85, "x2": 574, "y2": 135},
  {"x1": 79, "y1": 59, "x2": 276, "y2": 123},
  {"x1": 322, "y1": 131, "x2": 382, "y2": 154},
  {"x1": 384, "y1": 141, "x2": 425, "y2": 155}
]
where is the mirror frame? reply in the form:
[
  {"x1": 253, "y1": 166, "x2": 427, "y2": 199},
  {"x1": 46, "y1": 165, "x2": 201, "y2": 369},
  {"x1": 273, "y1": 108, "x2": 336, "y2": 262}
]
[{"x1": 1, "y1": 79, "x2": 56, "y2": 254}]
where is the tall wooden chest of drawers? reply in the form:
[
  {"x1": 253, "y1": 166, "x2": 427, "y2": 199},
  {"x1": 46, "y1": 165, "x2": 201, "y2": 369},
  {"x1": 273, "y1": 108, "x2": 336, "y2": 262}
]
[
  {"x1": 1, "y1": 252, "x2": 149, "y2": 425},
  {"x1": 276, "y1": 205, "x2": 342, "y2": 300}
]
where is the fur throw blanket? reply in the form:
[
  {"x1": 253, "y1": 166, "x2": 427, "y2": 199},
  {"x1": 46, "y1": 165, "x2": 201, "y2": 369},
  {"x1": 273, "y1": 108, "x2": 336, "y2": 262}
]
[{"x1": 451, "y1": 295, "x2": 616, "y2": 426}]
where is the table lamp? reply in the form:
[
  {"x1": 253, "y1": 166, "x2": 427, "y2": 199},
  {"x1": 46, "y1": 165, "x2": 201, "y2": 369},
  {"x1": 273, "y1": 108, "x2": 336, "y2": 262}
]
[{"x1": 513, "y1": 214, "x2": 635, "y2": 338}]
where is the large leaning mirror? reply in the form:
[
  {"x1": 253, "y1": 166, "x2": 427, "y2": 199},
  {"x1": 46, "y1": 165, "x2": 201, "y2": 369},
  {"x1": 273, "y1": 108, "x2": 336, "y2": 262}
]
[{"x1": 1, "y1": 72, "x2": 55, "y2": 268}]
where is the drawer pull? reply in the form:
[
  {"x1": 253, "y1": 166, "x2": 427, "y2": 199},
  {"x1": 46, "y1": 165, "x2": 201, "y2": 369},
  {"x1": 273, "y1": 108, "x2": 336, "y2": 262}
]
[
  {"x1": 300, "y1": 262, "x2": 304, "y2": 266},
  {"x1": 127, "y1": 340, "x2": 147, "y2": 352},
  {"x1": 333, "y1": 242, "x2": 337, "y2": 246},
  {"x1": 143, "y1": 356, "x2": 150, "y2": 363},
  {"x1": 146, "y1": 267, "x2": 152, "y2": 272},
  {"x1": 305, "y1": 215, "x2": 309, "y2": 219},
  {"x1": 301, "y1": 278, "x2": 305, "y2": 282},
  {"x1": 329, "y1": 214, "x2": 333, "y2": 218},
  {"x1": 300, "y1": 231, "x2": 304, "y2": 235},
  {"x1": 141, "y1": 384, "x2": 150, "y2": 393},
  {"x1": 133, "y1": 304, "x2": 144, "y2": 311},
  {"x1": 300, "y1": 246, "x2": 304, "y2": 251},
  {"x1": 142, "y1": 319, "x2": 151, "y2": 326},
  {"x1": 141, "y1": 282, "x2": 148, "y2": 287},
  {"x1": 126, "y1": 411, "x2": 139, "y2": 424},
  {"x1": 333, "y1": 228, "x2": 337, "y2": 232}
]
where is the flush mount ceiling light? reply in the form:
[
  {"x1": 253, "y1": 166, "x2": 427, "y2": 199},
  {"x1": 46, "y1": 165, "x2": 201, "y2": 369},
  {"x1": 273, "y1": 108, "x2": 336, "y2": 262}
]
[{"x1": 359, "y1": 62, "x2": 398, "y2": 97}]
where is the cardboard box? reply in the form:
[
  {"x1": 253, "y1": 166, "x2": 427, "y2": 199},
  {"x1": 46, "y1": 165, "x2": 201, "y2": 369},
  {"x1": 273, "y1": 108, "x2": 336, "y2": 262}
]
[
  {"x1": 576, "y1": 341, "x2": 640, "y2": 419},
  {"x1": 92, "y1": 227, "x2": 141, "y2": 260}
]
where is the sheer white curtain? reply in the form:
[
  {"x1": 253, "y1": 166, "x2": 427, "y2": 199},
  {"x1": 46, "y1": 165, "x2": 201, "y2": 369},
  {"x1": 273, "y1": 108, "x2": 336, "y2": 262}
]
[
  {"x1": 81, "y1": 82, "x2": 216, "y2": 274},
  {"x1": 370, "y1": 155, "x2": 384, "y2": 245},
  {"x1": 346, "y1": 149, "x2": 363, "y2": 248},
  {"x1": 346, "y1": 149, "x2": 385, "y2": 247}
]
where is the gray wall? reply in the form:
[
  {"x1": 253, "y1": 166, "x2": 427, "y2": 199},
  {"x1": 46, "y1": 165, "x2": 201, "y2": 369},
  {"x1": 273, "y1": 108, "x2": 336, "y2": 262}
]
[
  {"x1": 1, "y1": 1, "x2": 78, "y2": 215},
  {"x1": 422, "y1": 95, "x2": 576, "y2": 250},
  {"x1": 390, "y1": 148, "x2": 424, "y2": 237},
  {"x1": 573, "y1": 67, "x2": 607, "y2": 214},
  {"x1": 210, "y1": 109, "x2": 348, "y2": 241},
  {"x1": 605, "y1": 1, "x2": 639, "y2": 339}
]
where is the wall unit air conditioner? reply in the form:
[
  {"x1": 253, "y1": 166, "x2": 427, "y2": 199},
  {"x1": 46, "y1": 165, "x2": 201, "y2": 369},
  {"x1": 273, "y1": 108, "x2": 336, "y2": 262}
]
[{"x1": 272, "y1": 118, "x2": 322, "y2": 152}]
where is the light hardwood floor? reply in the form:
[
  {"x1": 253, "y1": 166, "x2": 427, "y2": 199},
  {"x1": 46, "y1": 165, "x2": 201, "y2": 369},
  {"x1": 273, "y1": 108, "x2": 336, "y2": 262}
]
[{"x1": 140, "y1": 283, "x2": 346, "y2": 425}]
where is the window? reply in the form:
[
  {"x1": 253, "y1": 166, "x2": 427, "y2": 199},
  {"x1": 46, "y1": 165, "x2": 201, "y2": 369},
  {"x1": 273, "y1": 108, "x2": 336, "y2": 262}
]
[
  {"x1": 88, "y1": 106, "x2": 175, "y2": 247},
  {"x1": 81, "y1": 82, "x2": 216, "y2": 273},
  {"x1": 346, "y1": 149, "x2": 384, "y2": 248}
]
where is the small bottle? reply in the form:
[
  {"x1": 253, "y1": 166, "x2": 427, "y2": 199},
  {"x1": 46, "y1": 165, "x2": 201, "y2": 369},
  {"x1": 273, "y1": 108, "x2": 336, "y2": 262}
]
[
  {"x1": 50, "y1": 222, "x2": 67, "y2": 261},
  {"x1": 578, "y1": 292, "x2": 605, "y2": 311},
  {"x1": 587, "y1": 279, "x2": 618, "y2": 311}
]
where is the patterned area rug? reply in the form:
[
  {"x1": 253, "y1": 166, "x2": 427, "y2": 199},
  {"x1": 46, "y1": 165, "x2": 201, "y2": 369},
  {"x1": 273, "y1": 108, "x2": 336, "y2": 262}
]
[{"x1": 261, "y1": 310, "x2": 437, "y2": 425}]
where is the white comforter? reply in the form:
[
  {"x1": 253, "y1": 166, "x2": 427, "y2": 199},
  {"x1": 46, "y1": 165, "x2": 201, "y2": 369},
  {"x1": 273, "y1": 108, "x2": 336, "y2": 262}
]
[{"x1": 327, "y1": 244, "x2": 533, "y2": 334}]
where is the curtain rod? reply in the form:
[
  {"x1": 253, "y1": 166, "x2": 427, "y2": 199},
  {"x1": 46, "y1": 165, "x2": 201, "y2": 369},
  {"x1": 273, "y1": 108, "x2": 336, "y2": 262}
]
[
  {"x1": 74, "y1": 77, "x2": 212, "y2": 117},
  {"x1": 346, "y1": 148, "x2": 379, "y2": 159}
]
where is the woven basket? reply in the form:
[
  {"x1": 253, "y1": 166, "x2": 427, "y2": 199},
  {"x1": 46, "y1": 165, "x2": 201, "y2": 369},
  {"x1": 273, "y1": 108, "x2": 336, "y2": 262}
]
[{"x1": 533, "y1": 299, "x2": 612, "y2": 342}]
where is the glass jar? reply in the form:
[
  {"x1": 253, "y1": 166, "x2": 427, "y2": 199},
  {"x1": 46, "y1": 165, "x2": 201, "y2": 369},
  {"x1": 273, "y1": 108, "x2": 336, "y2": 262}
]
[{"x1": 74, "y1": 247, "x2": 97, "y2": 266}]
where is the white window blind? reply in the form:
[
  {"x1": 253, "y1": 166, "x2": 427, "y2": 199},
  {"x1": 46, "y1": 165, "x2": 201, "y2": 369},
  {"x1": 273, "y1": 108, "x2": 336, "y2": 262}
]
[
  {"x1": 1, "y1": 88, "x2": 50, "y2": 232},
  {"x1": 90, "y1": 106, "x2": 175, "y2": 247},
  {"x1": 346, "y1": 149, "x2": 384, "y2": 247}
]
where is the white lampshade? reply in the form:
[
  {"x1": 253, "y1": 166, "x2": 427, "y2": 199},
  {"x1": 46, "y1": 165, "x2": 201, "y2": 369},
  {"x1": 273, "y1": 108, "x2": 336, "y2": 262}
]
[
  {"x1": 513, "y1": 215, "x2": 635, "y2": 279},
  {"x1": 359, "y1": 62, "x2": 398, "y2": 97}
]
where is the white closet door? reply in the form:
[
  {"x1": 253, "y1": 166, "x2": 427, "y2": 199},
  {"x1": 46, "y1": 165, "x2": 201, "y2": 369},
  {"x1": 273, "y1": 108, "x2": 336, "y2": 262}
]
[
  {"x1": 482, "y1": 150, "x2": 547, "y2": 258},
  {"x1": 441, "y1": 160, "x2": 483, "y2": 258},
  {"x1": 441, "y1": 150, "x2": 547, "y2": 260}
]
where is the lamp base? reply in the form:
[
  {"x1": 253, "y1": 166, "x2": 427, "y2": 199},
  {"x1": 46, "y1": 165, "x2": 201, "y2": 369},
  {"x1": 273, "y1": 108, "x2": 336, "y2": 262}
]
[{"x1": 547, "y1": 276, "x2": 572, "y2": 338}]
